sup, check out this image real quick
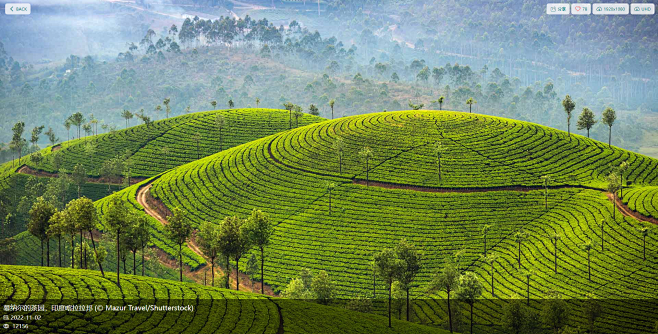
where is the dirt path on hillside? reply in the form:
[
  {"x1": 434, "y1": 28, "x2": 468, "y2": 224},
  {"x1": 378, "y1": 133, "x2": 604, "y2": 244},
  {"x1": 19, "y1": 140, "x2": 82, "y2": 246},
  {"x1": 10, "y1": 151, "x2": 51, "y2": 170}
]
[
  {"x1": 607, "y1": 193, "x2": 658, "y2": 225},
  {"x1": 136, "y1": 182, "x2": 276, "y2": 295},
  {"x1": 17, "y1": 165, "x2": 146, "y2": 185}
]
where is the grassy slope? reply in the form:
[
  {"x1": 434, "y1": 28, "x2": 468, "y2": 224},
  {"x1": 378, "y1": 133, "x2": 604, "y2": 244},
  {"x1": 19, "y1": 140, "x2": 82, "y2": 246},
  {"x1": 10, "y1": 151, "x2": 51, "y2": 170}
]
[
  {"x1": 0, "y1": 265, "x2": 449, "y2": 334},
  {"x1": 138, "y1": 110, "x2": 658, "y2": 333}
]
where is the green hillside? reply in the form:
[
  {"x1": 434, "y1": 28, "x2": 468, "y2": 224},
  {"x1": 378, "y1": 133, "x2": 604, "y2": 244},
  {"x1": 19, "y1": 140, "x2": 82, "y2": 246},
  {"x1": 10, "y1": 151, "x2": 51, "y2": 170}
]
[
  {"x1": 0, "y1": 108, "x2": 323, "y2": 239},
  {"x1": 129, "y1": 110, "x2": 658, "y2": 333},
  {"x1": 0, "y1": 265, "x2": 448, "y2": 334}
]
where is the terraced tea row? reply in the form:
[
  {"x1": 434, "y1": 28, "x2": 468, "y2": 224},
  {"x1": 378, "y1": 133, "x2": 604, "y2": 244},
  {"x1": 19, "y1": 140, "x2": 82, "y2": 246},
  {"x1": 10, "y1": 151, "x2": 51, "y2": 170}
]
[
  {"x1": 623, "y1": 186, "x2": 658, "y2": 219},
  {"x1": 141, "y1": 110, "x2": 657, "y2": 333},
  {"x1": 0, "y1": 265, "x2": 448, "y2": 334},
  {"x1": 270, "y1": 111, "x2": 658, "y2": 188}
]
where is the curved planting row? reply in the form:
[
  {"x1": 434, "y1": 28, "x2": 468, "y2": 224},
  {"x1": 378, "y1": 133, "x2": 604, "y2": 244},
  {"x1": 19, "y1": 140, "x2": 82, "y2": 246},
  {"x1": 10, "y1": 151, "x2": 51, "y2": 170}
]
[
  {"x1": 145, "y1": 110, "x2": 658, "y2": 333},
  {"x1": 0, "y1": 265, "x2": 448, "y2": 334},
  {"x1": 623, "y1": 186, "x2": 658, "y2": 219},
  {"x1": 270, "y1": 111, "x2": 658, "y2": 188},
  {"x1": 2, "y1": 108, "x2": 323, "y2": 179}
]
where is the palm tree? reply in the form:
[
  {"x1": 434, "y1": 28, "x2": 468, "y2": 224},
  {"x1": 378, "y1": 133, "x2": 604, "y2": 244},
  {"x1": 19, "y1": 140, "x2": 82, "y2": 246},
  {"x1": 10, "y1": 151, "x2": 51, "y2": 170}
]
[
  {"x1": 283, "y1": 102, "x2": 294, "y2": 129},
  {"x1": 466, "y1": 97, "x2": 476, "y2": 113},
  {"x1": 121, "y1": 110, "x2": 133, "y2": 129},
  {"x1": 255, "y1": 97, "x2": 260, "y2": 108},
  {"x1": 329, "y1": 99, "x2": 335, "y2": 119},
  {"x1": 607, "y1": 172, "x2": 621, "y2": 221},
  {"x1": 433, "y1": 96, "x2": 444, "y2": 110},
  {"x1": 482, "y1": 224, "x2": 493, "y2": 255},
  {"x1": 599, "y1": 220, "x2": 606, "y2": 252},
  {"x1": 549, "y1": 232, "x2": 561, "y2": 273},
  {"x1": 562, "y1": 95, "x2": 576, "y2": 135},
  {"x1": 64, "y1": 119, "x2": 72, "y2": 142},
  {"x1": 602, "y1": 107, "x2": 616, "y2": 147},
  {"x1": 359, "y1": 147, "x2": 374, "y2": 186},
  {"x1": 540, "y1": 175, "x2": 553, "y2": 210},
  {"x1": 481, "y1": 253, "x2": 498, "y2": 295},
  {"x1": 332, "y1": 137, "x2": 345, "y2": 174},
  {"x1": 514, "y1": 229, "x2": 527, "y2": 269},
  {"x1": 433, "y1": 141, "x2": 445, "y2": 183},
  {"x1": 619, "y1": 161, "x2": 629, "y2": 199},
  {"x1": 520, "y1": 269, "x2": 534, "y2": 305},
  {"x1": 210, "y1": 100, "x2": 217, "y2": 109},
  {"x1": 581, "y1": 240, "x2": 593, "y2": 281},
  {"x1": 637, "y1": 227, "x2": 651, "y2": 260},
  {"x1": 163, "y1": 98, "x2": 171, "y2": 119},
  {"x1": 193, "y1": 132, "x2": 201, "y2": 159},
  {"x1": 228, "y1": 99, "x2": 234, "y2": 109}
]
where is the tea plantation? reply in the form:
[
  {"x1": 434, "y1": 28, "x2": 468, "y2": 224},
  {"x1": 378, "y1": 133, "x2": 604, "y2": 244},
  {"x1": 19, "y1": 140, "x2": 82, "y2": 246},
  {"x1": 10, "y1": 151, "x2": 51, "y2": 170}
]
[
  {"x1": 135, "y1": 110, "x2": 658, "y2": 333},
  {"x1": 0, "y1": 265, "x2": 448, "y2": 334}
]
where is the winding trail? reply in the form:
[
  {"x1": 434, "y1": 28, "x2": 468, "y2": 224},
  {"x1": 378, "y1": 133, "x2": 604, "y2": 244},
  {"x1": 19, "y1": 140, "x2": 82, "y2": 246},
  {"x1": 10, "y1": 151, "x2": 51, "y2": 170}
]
[
  {"x1": 608, "y1": 193, "x2": 658, "y2": 225},
  {"x1": 136, "y1": 181, "x2": 276, "y2": 295}
]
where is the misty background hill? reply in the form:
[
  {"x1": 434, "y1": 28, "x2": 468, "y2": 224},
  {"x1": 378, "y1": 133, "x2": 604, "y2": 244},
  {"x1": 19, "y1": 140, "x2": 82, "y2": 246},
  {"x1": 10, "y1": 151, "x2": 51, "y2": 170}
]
[{"x1": 0, "y1": 0, "x2": 656, "y2": 161}]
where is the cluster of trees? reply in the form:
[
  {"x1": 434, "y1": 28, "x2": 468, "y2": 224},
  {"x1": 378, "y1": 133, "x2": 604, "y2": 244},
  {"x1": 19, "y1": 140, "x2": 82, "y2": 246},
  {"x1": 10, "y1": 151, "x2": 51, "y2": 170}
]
[
  {"x1": 280, "y1": 268, "x2": 337, "y2": 305},
  {"x1": 563, "y1": 95, "x2": 618, "y2": 145},
  {"x1": 196, "y1": 208, "x2": 274, "y2": 294}
]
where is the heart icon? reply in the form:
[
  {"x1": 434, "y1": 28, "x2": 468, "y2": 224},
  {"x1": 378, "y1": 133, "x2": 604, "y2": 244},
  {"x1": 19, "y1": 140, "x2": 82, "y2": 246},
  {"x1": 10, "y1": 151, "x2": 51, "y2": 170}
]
[{"x1": 575, "y1": 6, "x2": 581, "y2": 11}]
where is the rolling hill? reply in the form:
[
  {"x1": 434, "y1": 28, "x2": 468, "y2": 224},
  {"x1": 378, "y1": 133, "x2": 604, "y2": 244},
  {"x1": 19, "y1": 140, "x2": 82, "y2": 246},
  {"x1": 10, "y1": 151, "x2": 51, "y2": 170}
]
[
  {"x1": 119, "y1": 110, "x2": 658, "y2": 333},
  {"x1": 0, "y1": 265, "x2": 449, "y2": 334}
]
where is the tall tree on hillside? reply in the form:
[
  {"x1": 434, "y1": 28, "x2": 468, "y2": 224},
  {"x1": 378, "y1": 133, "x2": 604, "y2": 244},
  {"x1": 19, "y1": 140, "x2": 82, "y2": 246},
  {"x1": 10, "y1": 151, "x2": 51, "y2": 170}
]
[
  {"x1": 329, "y1": 99, "x2": 335, "y2": 119},
  {"x1": 292, "y1": 107, "x2": 303, "y2": 128},
  {"x1": 64, "y1": 119, "x2": 72, "y2": 142},
  {"x1": 121, "y1": 110, "x2": 133, "y2": 129},
  {"x1": 132, "y1": 213, "x2": 150, "y2": 276},
  {"x1": 48, "y1": 210, "x2": 67, "y2": 267},
  {"x1": 520, "y1": 269, "x2": 534, "y2": 305},
  {"x1": 214, "y1": 114, "x2": 227, "y2": 151},
  {"x1": 359, "y1": 147, "x2": 374, "y2": 186},
  {"x1": 165, "y1": 207, "x2": 193, "y2": 282},
  {"x1": 577, "y1": 107, "x2": 596, "y2": 138},
  {"x1": 228, "y1": 99, "x2": 234, "y2": 109},
  {"x1": 549, "y1": 232, "x2": 561, "y2": 273},
  {"x1": 72, "y1": 163, "x2": 86, "y2": 198},
  {"x1": 482, "y1": 224, "x2": 493, "y2": 256},
  {"x1": 433, "y1": 141, "x2": 446, "y2": 183},
  {"x1": 482, "y1": 253, "x2": 498, "y2": 295},
  {"x1": 514, "y1": 229, "x2": 528, "y2": 269},
  {"x1": 456, "y1": 272, "x2": 483, "y2": 334},
  {"x1": 308, "y1": 104, "x2": 319, "y2": 116},
  {"x1": 283, "y1": 102, "x2": 294, "y2": 129},
  {"x1": 618, "y1": 161, "x2": 629, "y2": 199},
  {"x1": 161, "y1": 146, "x2": 170, "y2": 170},
  {"x1": 332, "y1": 137, "x2": 345, "y2": 174},
  {"x1": 408, "y1": 101, "x2": 424, "y2": 110},
  {"x1": 198, "y1": 221, "x2": 220, "y2": 286},
  {"x1": 104, "y1": 196, "x2": 129, "y2": 286},
  {"x1": 210, "y1": 100, "x2": 217, "y2": 110},
  {"x1": 607, "y1": 172, "x2": 621, "y2": 221},
  {"x1": 374, "y1": 247, "x2": 402, "y2": 328},
  {"x1": 45, "y1": 127, "x2": 59, "y2": 147},
  {"x1": 599, "y1": 220, "x2": 606, "y2": 252},
  {"x1": 427, "y1": 262, "x2": 460, "y2": 333},
  {"x1": 163, "y1": 98, "x2": 171, "y2": 119},
  {"x1": 69, "y1": 197, "x2": 104, "y2": 277},
  {"x1": 255, "y1": 98, "x2": 260, "y2": 108},
  {"x1": 466, "y1": 97, "x2": 476, "y2": 113},
  {"x1": 193, "y1": 132, "x2": 201, "y2": 159},
  {"x1": 218, "y1": 216, "x2": 239, "y2": 289},
  {"x1": 540, "y1": 175, "x2": 553, "y2": 210},
  {"x1": 433, "y1": 96, "x2": 445, "y2": 110},
  {"x1": 30, "y1": 125, "x2": 45, "y2": 150},
  {"x1": 637, "y1": 226, "x2": 651, "y2": 260},
  {"x1": 28, "y1": 197, "x2": 56, "y2": 267},
  {"x1": 395, "y1": 238, "x2": 421, "y2": 322},
  {"x1": 69, "y1": 112, "x2": 86, "y2": 139},
  {"x1": 561, "y1": 95, "x2": 575, "y2": 136},
  {"x1": 581, "y1": 240, "x2": 593, "y2": 281},
  {"x1": 602, "y1": 107, "x2": 616, "y2": 148},
  {"x1": 11, "y1": 122, "x2": 26, "y2": 165}
]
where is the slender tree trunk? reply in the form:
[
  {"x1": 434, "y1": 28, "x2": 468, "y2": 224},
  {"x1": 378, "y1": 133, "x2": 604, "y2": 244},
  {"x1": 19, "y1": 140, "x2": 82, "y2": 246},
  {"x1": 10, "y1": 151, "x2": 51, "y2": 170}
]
[
  {"x1": 179, "y1": 244, "x2": 183, "y2": 282},
  {"x1": 40, "y1": 239, "x2": 44, "y2": 266},
  {"x1": 71, "y1": 238, "x2": 74, "y2": 269},
  {"x1": 526, "y1": 276, "x2": 530, "y2": 305},
  {"x1": 260, "y1": 247, "x2": 264, "y2": 294},
  {"x1": 58, "y1": 235, "x2": 62, "y2": 267},
  {"x1": 491, "y1": 262, "x2": 494, "y2": 295},
  {"x1": 643, "y1": 236, "x2": 646, "y2": 260},
  {"x1": 484, "y1": 234, "x2": 487, "y2": 255},
  {"x1": 587, "y1": 128, "x2": 590, "y2": 138},
  {"x1": 518, "y1": 241, "x2": 521, "y2": 268},
  {"x1": 388, "y1": 281, "x2": 392, "y2": 328},
  {"x1": 608, "y1": 126, "x2": 611, "y2": 147},
  {"x1": 225, "y1": 255, "x2": 230, "y2": 289},
  {"x1": 366, "y1": 159, "x2": 369, "y2": 186},
  {"x1": 116, "y1": 230, "x2": 121, "y2": 286},
  {"x1": 211, "y1": 256, "x2": 215, "y2": 287},
  {"x1": 438, "y1": 158, "x2": 441, "y2": 182},
  {"x1": 133, "y1": 251, "x2": 136, "y2": 274},
  {"x1": 447, "y1": 290, "x2": 453, "y2": 333},
  {"x1": 601, "y1": 223, "x2": 604, "y2": 252},
  {"x1": 142, "y1": 244, "x2": 145, "y2": 276},
  {"x1": 235, "y1": 257, "x2": 240, "y2": 290},
  {"x1": 80, "y1": 230, "x2": 83, "y2": 269},
  {"x1": 406, "y1": 288, "x2": 410, "y2": 321},
  {"x1": 89, "y1": 229, "x2": 104, "y2": 277},
  {"x1": 554, "y1": 241, "x2": 558, "y2": 273},
  {"x1": 47, "y1": 239, "x2": 50, "y2": 267},
  {"x1": 123, "y1": 258, "x2": 127, "y2": 274},
  {"x1": 588, "y1": 251, "x2": 591, "y2": 281},
  {"x1": 470, "y1": 303, "x2": 474, "y2": 334}
]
